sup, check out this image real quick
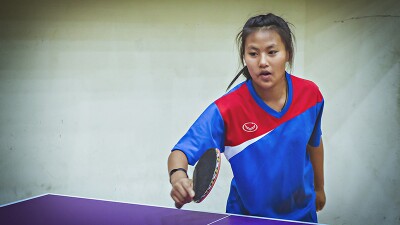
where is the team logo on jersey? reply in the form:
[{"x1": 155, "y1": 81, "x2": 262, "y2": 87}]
[{"x1": 242, "y1": 122, "x2": 258, "y2": 132}]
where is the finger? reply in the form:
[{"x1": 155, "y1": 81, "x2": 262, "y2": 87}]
[
  {"x1": 182, "y1": 181, "x2": 194, "y2": 203},
  {"x1": 172, "y1": 195, "x2": 184, "y2": 208},
  {"x1": 175, "y1": 183, "x2": 190, "y2": 201},
  {"x1": 315, "y1": 200, "x2": 320, "y2": 212},
  {"x1": 189, "y1": 179, "x2": 193, "y2": 188},
  {"x1": 174, "y1": 184, "x2": 194, "y2": 205},
  {"x1": 320, "y1": 200, "x2": 326, "y2": 211},
  {"x1": 172, "y1": 194, "x2": 187, "y2": 209},
  {"x1": 171, "y1": 187, "x2": 185, "y2": 202},
  {"x1": 171, "y1": 187, "x2": 186, "y2": 205},
  {"x1": 180, "y1": 187, "x2": 193, "y2": 204},
  {"x1": 182, "y1": 180, "x2": 195, "y2": 198},
  {"x1": 316, "y1": 201, "x2": 323, "y2": 212}
]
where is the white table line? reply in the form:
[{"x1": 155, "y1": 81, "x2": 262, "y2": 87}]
[{"x1": 207, "y1": 215, "x2": 231, "y2": 225}]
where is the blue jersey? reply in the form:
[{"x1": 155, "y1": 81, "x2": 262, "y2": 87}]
[{"x1": 173, "y1": 72, "x2": 324, "y2": 222}]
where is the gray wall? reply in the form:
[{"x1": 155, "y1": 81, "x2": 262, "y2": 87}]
[{"x1": 1, "y1": 1, "x2": 399, "y2": 224}]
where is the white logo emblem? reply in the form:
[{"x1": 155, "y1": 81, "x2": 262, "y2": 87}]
[{"x1": 242, "y1": 122, "x2": 258, "y2": 132}]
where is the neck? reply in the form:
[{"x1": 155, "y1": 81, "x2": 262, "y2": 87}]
[
  {"x1": 252, "y1": 74, "x2": 288, "y2": 112},
  {"x1": 256, "y1": 76, "x2": 287, "y2": 102}
]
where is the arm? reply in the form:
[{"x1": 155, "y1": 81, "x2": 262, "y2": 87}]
[
  {"x1": 307, "y1": 138, "x2": 326, "y2": 212},
  {"x1": 168, "y1": 150, "x2": 195, "y2": 208},
  {"x1": 167, "y1": 103, "x2": 225, "y2": 208}
]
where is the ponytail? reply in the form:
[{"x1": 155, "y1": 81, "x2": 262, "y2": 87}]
[{"x1": 226, "y1": 66, "x2": 251, "y2": 91}]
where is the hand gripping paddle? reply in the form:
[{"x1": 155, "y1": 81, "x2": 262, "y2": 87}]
[{"x1": 192, "y1": 148, "x2": 221, "y2": 203}]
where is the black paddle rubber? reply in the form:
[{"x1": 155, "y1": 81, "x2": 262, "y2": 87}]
[{"x1": 192, "y1": 148, "x2": 220, "y2": 203}]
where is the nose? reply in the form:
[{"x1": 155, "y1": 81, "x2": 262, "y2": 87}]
[{"x1": 259, "y1": 53, "x2": 268, "y2": 68}]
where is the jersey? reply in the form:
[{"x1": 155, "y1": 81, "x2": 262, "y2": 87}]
[{"x1": 172, "y1": 72, "x2": 324, "y2": 223}]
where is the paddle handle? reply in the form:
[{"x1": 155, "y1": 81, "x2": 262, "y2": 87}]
[{"x1": 175, "y1": 202, "x2": 183, "y2": 209}]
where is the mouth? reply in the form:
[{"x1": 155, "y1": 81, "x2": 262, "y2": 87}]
[{"x1": 259, "y1": 71, "x2": 272, "y2": 76}]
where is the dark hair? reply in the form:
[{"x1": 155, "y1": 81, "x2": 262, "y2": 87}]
[{"x1": 227, "y1": 13, "x2": 295, "y2": 90}]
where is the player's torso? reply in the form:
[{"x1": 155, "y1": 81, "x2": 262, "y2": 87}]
[{"x1": 215, "y1": 75, "x2": 321, "y2": 216}]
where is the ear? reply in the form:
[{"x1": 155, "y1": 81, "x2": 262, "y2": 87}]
[
  {"x1": 285, "y1": 51, "x2": 290, "y2": 62},
  {"x1": 243, "y1": 57, "x2": 248, "y2": 66}
]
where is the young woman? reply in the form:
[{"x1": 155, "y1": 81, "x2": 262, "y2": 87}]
[{"x1": 167, "y1": 13, "x2": 325, "y2": 223}]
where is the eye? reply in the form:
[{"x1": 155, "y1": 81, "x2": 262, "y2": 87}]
[
  {"x1": 269, "y1": 50, "x2": 278, "y2": 55},
  {"x1": 248, "y1": 52, "x2": 258, "y2": 57}
]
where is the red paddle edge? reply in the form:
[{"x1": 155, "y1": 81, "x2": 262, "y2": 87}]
[{"x1": 193, "y1": 148, "x2": 221, "y2": 203}]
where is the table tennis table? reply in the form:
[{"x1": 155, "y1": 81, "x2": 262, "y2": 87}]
[{"x1": 0, "y1": 194, "x2": 324, "y2": 225}]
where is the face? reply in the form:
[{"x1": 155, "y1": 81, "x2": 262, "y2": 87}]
[{"x1": 244, "y1": 29, "x2": 288, "y2": 92}]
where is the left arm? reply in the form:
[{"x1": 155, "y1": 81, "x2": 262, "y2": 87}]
[{"x1": 307, "y1": 138, "x2": 326, "y2": 212}]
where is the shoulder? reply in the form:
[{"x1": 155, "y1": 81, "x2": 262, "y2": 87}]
[
  {"x1": 290, "y1": 74, "x2": 320, "y2": 91},
  {"x1": 214, "y1": 81, "x2": 250, "y2": 113},
  {"x1": 290, "y1": 74, "x2": 323, "y2": 101}
]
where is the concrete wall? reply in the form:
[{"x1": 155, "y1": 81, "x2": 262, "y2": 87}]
[
  {"x1": 305, "y1": 1, "x2": 400, "y2": 224},
  {"x1": 0, "y1": 1, "x2": 399, "y2": 224}
]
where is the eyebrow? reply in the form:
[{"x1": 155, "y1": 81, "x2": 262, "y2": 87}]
[{"x1": 246, "y1": 44, "x2": 277, "y2": 50}]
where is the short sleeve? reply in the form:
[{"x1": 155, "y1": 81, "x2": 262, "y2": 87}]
[
  {"x1": 172, "y1": 102, "x2": 225, "y2": 165},
  {"x1": 308, "y1": 99, "x2": 324, "y2": 147}
]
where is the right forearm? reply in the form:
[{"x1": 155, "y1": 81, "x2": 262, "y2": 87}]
[{"x1": 168, "y1": 150, "x2": 189, "y2": 184}]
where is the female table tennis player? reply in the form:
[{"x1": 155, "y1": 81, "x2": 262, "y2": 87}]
[{"x1": 167, "y1": 13, "x2": 326, "y2": 223}]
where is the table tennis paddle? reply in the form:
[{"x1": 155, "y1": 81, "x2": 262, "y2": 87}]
[{"x1": 192, "y1": 148, "x2": 221, "y2": 203}]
